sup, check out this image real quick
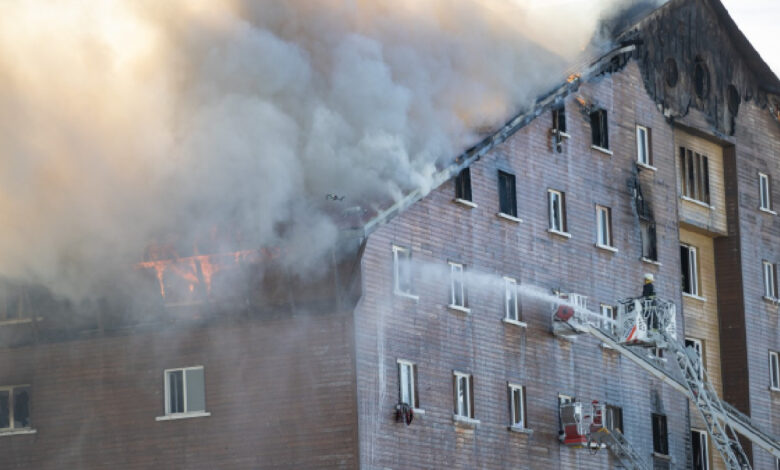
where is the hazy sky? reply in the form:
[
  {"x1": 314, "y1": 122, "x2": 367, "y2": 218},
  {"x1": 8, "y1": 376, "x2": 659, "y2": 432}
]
[{"x1": 709, "y1": 1, "x2": 779, "y2": 76}]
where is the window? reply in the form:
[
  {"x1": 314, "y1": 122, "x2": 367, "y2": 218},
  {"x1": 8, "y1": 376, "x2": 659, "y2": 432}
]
[
  {"x1": 498, "y1": 171, "x2": 517, "y2": 217},
  {"x1": 770, "y1": 351, "x2": 780, "y2": 391},
  {"x1": 685, "y1": 338, "x2": 704, "y2": 380},
  {"x1": 590, "y1": 109, "x2": 609, "y2": 149},
  {"x1": 692, "y1": 429, "x2": 709, "y2": 470},
  {"x1": 548, "y1": 190, "x2": 567, "y2": 233},
  {"x1": 596, "y1": 205, "x2": 613, "y2": 247},
  {"x1": 680, "y1": 147, "x2": 710, "y2": 204},
  {"x1": 760, "y1": 173, "x2": 772, "y2": 211},
  {"x1": 504, "y1": 277, "x2": 519, "y2": 322},
  {"x1": 453, "y1": 372, "x2": 474, "y2": 419},
  {"x1": 0, "y1": 386, "x2": 31, "y2": 431},
  {"x1": 641, "y1": 221, "x2": 658, "y2": 262},
  {"x1": 508, "y1": 384, "x2": 526, "y2": 429},
  {"x1": 557, "y1": 394, "x2": 574, "y2": 432},
  {"x1": 636, "y1": 125, "x2": 651, "y2": 166},
  {"x1": 397, "y1": 360, "x2": 418, "y2": 409},
  {"x1": 763, "y1": 261, "x2": 777, "y2": 299},
  {"x1": 652, "y1": 413, "x2": 669, "y2": 455},
  {"x1": 600, "y1": 304, "x2": 616, "y2": 335},
  {"x1": 449, "y1": 262, "x2": 467, "y2": 309},
  {"x1": 163, "y1": 366, "x2": 206, "y2": 416},
  {"x1": 681, "y1": 244, "x2": 699, "y2": 296},
  {"x1": 455, "y1": 168, "x2": 472, "y2": 202},
  {"x1": 392, "y1": 246, "x2": 413, "y2": 296},
  {"x1": 552, "y1": 106, "x2": 567, "y2": 134},
  {"x1": 605, "y1": 405, "x2": 623, "y2": 433}
]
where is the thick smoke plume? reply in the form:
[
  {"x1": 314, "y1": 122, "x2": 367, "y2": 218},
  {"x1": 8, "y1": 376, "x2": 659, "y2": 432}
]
[{"x1": 0, "y1": 0, "x2": 660, "y2": 297}]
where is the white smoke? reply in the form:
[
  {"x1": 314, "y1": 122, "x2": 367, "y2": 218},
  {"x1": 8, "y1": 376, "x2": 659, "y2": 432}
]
[{"x1": 0, "y1": 0, "x2": 661, "y2": 297}]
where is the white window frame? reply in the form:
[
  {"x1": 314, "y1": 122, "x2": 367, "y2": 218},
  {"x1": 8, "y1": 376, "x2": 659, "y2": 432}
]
[
  {"x1": 158, "y1": 366, "x2": 209, "y2": 421},
  {"x1": 759, "y1": 172, "x2": 772, "y2": 212},
  {"x1": 636, "y1": 125, "x2": 651, "y2": 167},
  {"x1": 508, "y1": 383, "x2": 526, "y2": 429},
  {"x1": 600, "y1": 304, "x2": 616, "y2": 335},
  {"x1": 685, "y1": 338, "x2": 704, "y2": 381},
  {"x1": 0, "y1": 385, "x2": 32, "y2": 432},
  {"x1": 596, "y1": 205, "x2": 613, "y2": 248},
  {"x1": 504, "y1": 277, "x2": 519, "y2": 322},
  {"x1": 682, "y1": 244, "x2": 700, "y2": 297},
  {"x1": 397, "y1": 359, "x2": 417, "y2": 409},
  {"x1": 392, "y1": 245, "x2": 416, "y2": 299},
  {"x1": 770, "y1": 351, "x2": 780, "y2": 391},
  {"x1": 763, "y1": 260, "x2": 776, "y2": 300},
  {"x1": 454, "y1": 371, "x2": 473, "y2": 419},
  {"x1": 548, "y1": 190, "x2": 566, "y2": 234},
  {"x1": 449, "y1": 262, "x2": 467, "y2": 311},
  {"x1": 692, "y1": 428, "x2": 709, "y2": 470}
]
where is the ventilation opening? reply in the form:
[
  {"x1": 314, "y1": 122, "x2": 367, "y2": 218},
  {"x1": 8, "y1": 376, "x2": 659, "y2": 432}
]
[
  {"x1": 693, "y1": 58, "x2": 710, "y2": 99},
  {"x1": 664, "y1": 58, "x2": 678, "y2": 87}
]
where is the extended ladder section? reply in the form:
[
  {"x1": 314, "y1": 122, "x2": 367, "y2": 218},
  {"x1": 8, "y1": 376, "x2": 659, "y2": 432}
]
[
  {"x1": 553, "y1": 295, "x2": 780, "y2": 469},
  {"x1": 592, "y1": 426, "x2": 649, "y2": 470}
]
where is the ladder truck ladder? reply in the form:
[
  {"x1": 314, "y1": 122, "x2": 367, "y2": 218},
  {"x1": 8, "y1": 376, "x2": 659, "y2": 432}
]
[{"x1": 594, "y1": 427, "x2": 650, "y2": 470}]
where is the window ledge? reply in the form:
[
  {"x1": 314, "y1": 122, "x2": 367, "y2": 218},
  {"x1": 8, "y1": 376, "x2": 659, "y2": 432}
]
[
  {"x1": 508, "y1": 425, "x2": 533, "y2": 435},
  {"x1": 600, "y1": 342, "x2": 617, "y2": 351},
  {"x1": 591, "y1": 145, "x2": 613, "y2": 155},
  {"x1": 394, "y1": 291, "x2": 420, "y2": 302},
  {"x1": 652, "y1": 452, "x2": 672, "y2": 461},
  {"x1": 637, "y1": 162, "x2": 657, "y2": 172},
  {"x1": 680, "y1": 195, "x2": 713, "y2": 209},
  {"x1": 447, "y1": 304, "x2": 471, "y2": 314},
  {"x1": 156, "y1": 411, "x2": 211, "y2": 422},
  {"x1": 497, "y1": 212, "x2": 523, "y2": 224},
  {"x1": 548, "y1": 229, "x2": 572, "y2": 239},
  {"x1": 0, "y1": 317, "x2": 44, "y2": 327},
  {"x1": 503, "y1": 318, "x2": 528, "y2": 328},
  {"x1": 762, "y1": 296, "x2": 778, "y2": 304},
  {"x1": 549, "y1": 129, "x2": 571, "y2": 139},
  {"x1": 682, "y1": 292, "x2": 707, "y2": 302},
  {"x1": 759, "y1": 207, "x2": 777, "y2": 215},
  {"x1": 0, "y1": 428, "x2": 36, "y2": 437},
  {"x1": 641, "y1": 257, "x2": 662, "y2": 266},
  {"x1": 452, "y1": 414, "x2": 480, "y2": 427},
  {"x1": 412, "y1": 408, "x2": 426, "y2": 415},
  {"x1": 595, "y1": 243, "x2": 618, "y2": 253},
  {"x1": 453, "y1": 198, "x2": 478, "y2": 209},
  {"x1": 770, "y1": 387, "x2": 780, "y2": 393}
]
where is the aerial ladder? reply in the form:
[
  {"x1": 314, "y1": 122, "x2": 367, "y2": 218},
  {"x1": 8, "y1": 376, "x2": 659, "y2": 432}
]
[{"x1": 552, "y1": 290, "x2": 780, "y2": 470}]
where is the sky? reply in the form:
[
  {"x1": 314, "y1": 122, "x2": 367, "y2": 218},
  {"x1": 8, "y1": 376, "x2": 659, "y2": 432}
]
[{"x1": 721, "y1": 0, "x2": 780, "y2": 76}]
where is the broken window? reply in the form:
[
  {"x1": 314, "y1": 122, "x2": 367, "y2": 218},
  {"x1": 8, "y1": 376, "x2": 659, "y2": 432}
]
[
  {"x1": 498, "y1": 171, "x2": 517, "y2": 217},
  {"x1": 397, "y1": 360, "x2": 418, "y2": 409},
  {"x1": 552, "y1": 106, "x2": 567, "y2": 134},
  {"x1": 548, "y1": 190, "x2": 567, "y2": 233},
  {"x1": 641, "y1": 221, "x2": 658, "y2": 262},
  {"x1": 652, "y1": 413, "x2": 669, "y2": 455},
  {"x1": 0, "y1": 386, "x2": 31, "y2": 431},
  {"x1": 455, "y1": 168, "x2": 472, "y2": 202},
  {"x1": 504, "y1": 277, "x2": 519, "y2": 322},
  {"x1": 600, "y1": 304, "x2": 616, "y2": 335},
  {"x1": 763, "y1": 261, "x2": 777, "y2": 300},
  {"x1": 453, "y1": 372, "x2": 474, "y2": 419},
  {"x1": 770, "y1": 351, "x2": 780, "y2": 391},
  {"x1": 685, "y1": 338, "x2": 704, "y2": 381},
  {"x1": 557, "y1": 394, "x2": 574, "y2": 434},
  {"x1": 596, "y1": 205, "x2": 613, "y2": 248},
  {"x1": 164, "y1": 366, "x2": 206, "y2": 416},
  {"x1": 681, "y1": 244, "x2": 699, "y2": 296},
  {"x1": 449, "y1": 262, "x2": 467, "y2": 309},
  {"x1": 636, "y1": 125, "x2": 651, "y2": 166},
  {"x1": 508, "y1": 383, "x2": 526, "y2": 429},
  {"x1": 590, "y1": 109, "x2": 609, "y2": 150},
  {"x1": 760, "y1": 173, "x2": 772, "y2": 211},
  {"x1": 605, "y1": 405, "x2": 623, "y2": 433},
  {"x1": 392, "y1": 246, "x2": 414, "y2": 297},
  {"x1": 691, "y1": 428, "x2": 709, "y2": 470},
  {"x1": 694, "y1": 58, "x2": 710, "y2": 99},
  {"x1": 680, "y1": 147, "x2": 710, "y2": 204}
]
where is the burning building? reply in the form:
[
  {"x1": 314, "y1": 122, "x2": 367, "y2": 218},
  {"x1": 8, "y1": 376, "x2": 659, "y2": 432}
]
[{"x1": 1, "y1": 0, "x2": 780, "y2": 469}]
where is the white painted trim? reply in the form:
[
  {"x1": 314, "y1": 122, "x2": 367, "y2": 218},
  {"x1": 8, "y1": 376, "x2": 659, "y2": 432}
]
[
  {"x1": 549, "y1": 129, "x2": 571, "y2": 139},
  {"x1": 641, "y1": 257, "x2": 662, "y2": 266},
  {"x1": 548, "y1": 229, "x2": 572, "y2": 239},
  {"x1": 155, "y1": 411, "x2": 211, "y2": 422},
  {"x1": 680, "y1": 195, "x2": 713, "y2": 209},
  {"x1": 682, "y1": 292, "x2": 707, "y2": 302},
  {"x1": 412, "y1": 408, "x2": 426, "y2": 415},
  {"x1": 447, "y1": 304, "x2": 471, "y2": 314},
  {"x1": 0, "y1": 428, "x2": 36, "y2": 437},
  {"x1": 452, "y1": 414, "x2": 480, "y2": 427},
  {"x1": 497, "y1": 212, "x2": 523, "y2": 223},
  {"x1": 453, "y1": 198, "x2": 478, "y2": 208},
  {"x1": 394, "y1": 291, "x2": 419, "y2": 301},
  {"x1": 637, "y1": 162, "x2": 657, "y2": 172},
  {"x1": 652, "y1": 451, "x2": 672, "y2": 460},
  {"x1": 508, "y1": 425, "x2": 533, "y2": 435},
  {"x1": 0, "y1": 317, "x2": 44, "y2": 327},
  {"x1": 760, "y1": 207, "x2": 778, "y2": 215},
  {"x1": 762, "y1": 296, "x2": 778, "y2": 304},
  {"x1": 502, "y1": 318, "x2": 527, "y2": 328},
  {"x1": 595, "y1": 243, "x2": 618, "y2": 253},
  {"x1": 163, "y1": 366, "x2": 205, "y2": 416},
  {"x1": 591, "y1": 145, "x2": 613, "y2": 155}
]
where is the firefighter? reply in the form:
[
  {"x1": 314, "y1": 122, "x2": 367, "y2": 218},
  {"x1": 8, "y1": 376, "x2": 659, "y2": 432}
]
[
  {"x1": 642, "y1": 273, "x2": 656, "y2": 298},
  {"x1": 642, "y1": 273, "x2": 659, "y2": 331}
]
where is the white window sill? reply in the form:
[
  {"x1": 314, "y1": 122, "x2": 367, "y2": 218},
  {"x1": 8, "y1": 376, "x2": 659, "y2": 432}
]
[
  {"x1": 548, "y1": 229, "x2": 572, "y2": 239},
  {"x1": 637, "y1": 162, "x2": 657, "y2": 171},
  {"x1": 502, "y1": 318, "x2": 528, "y2": 328},
  {"x1": 652, "y1": 452, "x2": 672, "y2": 461},
  {"x1": 412, "y1": 408, "x2": 426, "y2": 415},
  {"x1": 762, "y1": 296, "x2": 778, "y2": 304},
  {"x1": 447, "y1": 304, "x2": 471, "y2": 314},
  {"x1": 600, "y1": 342, "x2": 617, "y2": 350},
  {"x1": 155, "y1": 411, "x2": 211, "y2": 421},
  {"x1": 0, "y1": 428, "x2": 36, "y2": 437},
  {"x1": 680, "y1": 195, "x2": 713, "y2": 209},
  {"x1": 453, "y1": 198, "x2": 478, "y2": 209},
  {"x1": 549, "y1": 129, "x2": 571, "y2": 139},
  {"x1": 682, "y1": 292, "x2": 707, "y2": 302},
  {"x1": 452, "y1": 414, "x2": 480, "y2": 427},
  {"x1": 497, "y1": 212, "x2": 523, "y2": 224},
  {"x1": 591, "y1": 145, "x2": 613, "y2": 155},
  {"x1": 595, "y1": 243, "x2": 618, "y2": 253},
  {"x1": 0, "y1": 317, "x2": 44, "y2": 327},
  {"x1": 641, "y1": 257, "x2": 662, "y2": 266},
  {"x1": 508, "y1": 425, "x2": 533, "y2": 435},
  {"x1": 769, "y1": 387, "x2": 780, "y2": 393},
  {"x1": 759, "y1": 207, "x2": 777, "y2": 215},
  {"x1": 394, "y1": 291, "x2": 420, "y2": 302}
]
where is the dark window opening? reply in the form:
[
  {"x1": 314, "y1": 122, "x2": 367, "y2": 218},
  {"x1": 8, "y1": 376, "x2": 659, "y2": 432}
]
[
  {"x1": 498, "y1": 171, "x2": 517, "y2": 217},
  {"x1": 169, "y1": 370, "x2": 185, "y2": 414},
  {"x1": 590, "y1": 109, "x2": 609, "y2": 149},
  {"x1": 727, "y1": 84, "x2": 741, "y2": 117},
  {"x1": 694, "y1": 58, "x2": 710, "y2": 99},
  {"x1": 652, "y1": 413, "x2": 669, "y2": 455},
  {"x1": 605, "y1": 405, "x2": 623, "y2": 433},
  {"x1": 0, "y1": 391, "x2": 8, "y2": 429},
  {"x1": 552, "y1": 106, "x2": 567, "y2": 134},
  {"x1": 0, "y1": 386, "x2": 31, "y2": 430},
  {"x1": 641, "y1": 221, "x2": 657, "y2": 261},
  {"x1": 665, "y1": 58, "x2": 679, "y2": 87},
  {"x1": 692, "y1": 429, "x2": 709, "y2": 470},
  {"x1": 680, "y1": 147, "x2": 710, "y2": 204},
  {"x1": 455, "y1": 168, "x2": 472, "y2": 202}
]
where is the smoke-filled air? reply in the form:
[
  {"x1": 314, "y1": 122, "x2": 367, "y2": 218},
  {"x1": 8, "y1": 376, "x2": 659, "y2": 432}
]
[{"x1": 0, "y1": 0, "x2": 659, "y2": 297}]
